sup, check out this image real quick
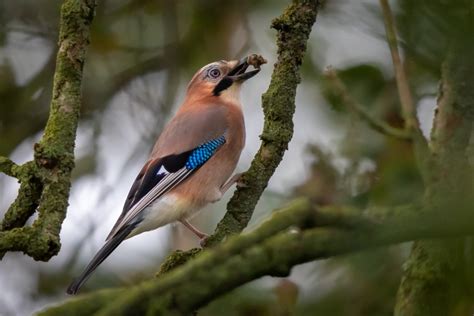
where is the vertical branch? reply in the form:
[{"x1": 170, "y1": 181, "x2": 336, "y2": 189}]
[
  {"x1": 0, "y1": 0, "x2": 96, "y2": 261},
  {"x1": 379, "y1": 0, "x2": 419, "y2": 132},
  {"x1": 379, "y1": 0, "x2": 432, "y2": 193},
  {"x1": 394, "y1": 13, "x2": 474, "y2": 315}
]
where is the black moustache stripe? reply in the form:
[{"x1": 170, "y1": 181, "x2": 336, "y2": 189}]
[{"x1": 212, "y1": 77, "x2": 234, "y2": 96}]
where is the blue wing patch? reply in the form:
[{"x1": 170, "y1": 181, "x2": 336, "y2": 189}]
[{"x1": 185, "y1": 135, "x2": 226, "y2": 170}]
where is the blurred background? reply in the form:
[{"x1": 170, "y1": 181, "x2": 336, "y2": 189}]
[{"x1": 0, "y1": 0, "x2": 461, "y2": 314}]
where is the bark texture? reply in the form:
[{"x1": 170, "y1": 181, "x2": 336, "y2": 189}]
[
  {"x1": 394, "y1": 25, "x2": 474, "y2": 316},
  {"x1": 0, "y1": 0, "x2": 96, "y2": 261}
]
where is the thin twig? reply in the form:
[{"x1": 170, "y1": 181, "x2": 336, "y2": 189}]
[
  {"x1": 379, "y1": 0, "x2": 419, "y2": 131},
  {"x1": 325, "y1": 67, "x2": 411, "y2": 140}
]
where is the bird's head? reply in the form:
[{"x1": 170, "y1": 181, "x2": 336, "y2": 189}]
[{"x1": 186, "y1": 54, "x2": 266, "y2": 104}]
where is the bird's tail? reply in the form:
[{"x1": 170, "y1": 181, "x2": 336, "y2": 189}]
[{"x1": 66, "y1": 226, "x2": 133, "y2": 295}]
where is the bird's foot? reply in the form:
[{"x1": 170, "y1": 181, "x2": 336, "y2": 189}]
[
  {"x1": 234, "y1": 173, "x2": 248, "y2": 188},
  {"x1": 199, "y1": 235, "x2": 210, "y2": 248},
  {"x1": 221, "y1": 173, "x2": 247, "y2": 194}
]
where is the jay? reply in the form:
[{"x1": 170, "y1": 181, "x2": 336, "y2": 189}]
[{"x1": 66, "y1": 54, "x2": 265, "y2": 294}]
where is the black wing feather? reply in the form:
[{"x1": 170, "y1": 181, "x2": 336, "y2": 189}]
[
  {"x1": 123, "y1": 160, "x2": 163, "y2": 213},
  {"x1": 106, "y1": 151, "x2": 192, "y2": 241}
]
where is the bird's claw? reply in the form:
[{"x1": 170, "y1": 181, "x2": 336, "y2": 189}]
[
  {"x1": 234, "y1": 173, "x2": 248, "y2": 188},
  {"x1": 199, "y1": 234, "x2": 210, "y2": 247}
]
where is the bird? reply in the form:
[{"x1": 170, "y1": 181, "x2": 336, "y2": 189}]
[{"x1": 66, "y1": 54, "x2": 265, "y2": 295}]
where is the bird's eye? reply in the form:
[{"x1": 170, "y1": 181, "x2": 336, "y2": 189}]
[{"x1": 209, "y1": 68, "x2": 221, "y2": 79}]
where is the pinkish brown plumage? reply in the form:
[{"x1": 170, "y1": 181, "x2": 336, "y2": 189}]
[
  {"x1": 168, "y1": 102, "x2": 245, "y2": 208},
  {"x1": 67, "y1": 55, "x2": 263, "y2": 295}
]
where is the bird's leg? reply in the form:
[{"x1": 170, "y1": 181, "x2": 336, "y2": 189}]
[
  {"x1": 220, "y1": 172, "x2": 246, "y2": 194},
  {"x1": 180, "y1": 219, "x2": 208, "y2": 240}
]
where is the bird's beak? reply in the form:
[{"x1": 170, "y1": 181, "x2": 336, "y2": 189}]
[
  {"x1": 213, "y1": 54, "x2": 265, "y2": 96},
  {"x1": 225, "y1": 56, "x2": 261, "y2": 82}
]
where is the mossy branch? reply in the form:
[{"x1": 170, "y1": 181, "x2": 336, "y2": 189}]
[
  {"x1": 0, "y1": 0, "x2": 96, "y2": 261},
  {"x1": 0, "y1": 156, "x2": 18, "y2": 177},
  {"x1": 40, "y1": 199, "x2": 474, "y2": 315},
  {"x1": 1, "y1": 162, "x2": 42, "y2": 232},
  {"x1": 158, "y1": 0, "x2": 321, "y2": 275}
]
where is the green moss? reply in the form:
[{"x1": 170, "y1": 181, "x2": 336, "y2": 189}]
[
  {"x1": 41, "y1": 196, "x2": 474, "y2": 315},
  {"x1": 0, "y1": 156, "x2": 17, "y2": 177},
  {"x1": 156, "y1": 248, "x2": 202, "y2": 276},
  {"x1": 0, "y1": 0, "x2": 96, "y2": 261}
]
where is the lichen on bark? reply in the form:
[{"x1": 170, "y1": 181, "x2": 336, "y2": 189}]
[{"x1": 0, "y1": 0, "x2": 96, "y2": 261}]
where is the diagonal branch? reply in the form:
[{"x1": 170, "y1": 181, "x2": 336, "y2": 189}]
[
  {"x1": 379, "y1": 0, "x2": 420, "y2": 132},
  {"x1": 39, "y1": 199, "x2": 474, "y2": 315},
  {"x1": 324, "y1": 67, "x2": 411, "y2": 140}
]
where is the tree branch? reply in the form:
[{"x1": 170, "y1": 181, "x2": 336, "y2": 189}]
[
  {"x1": 0, "y1": 156, "x2": 18, "y2": 178},
  {"x1": 395, "y1": 18, "x2": 474, "y2": 315},
  {"x1": 1, "y1": 162, "x2": 42, "y2": 232},
  {"x1": 157, "y1": 0, "x2": 322, "y2": 274},
  {"x1": 39, "y1": 199, "x2": 474, "y2": 315},
  {"x1": 324, "y1": 67, "x2": 411, "y2": 140},
  {"x1": 0, "y1": 0, "x2": 96, "y2": 261},
  {"x1": 379, "y1": 0, "x2": 420, "y2": 132}
]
